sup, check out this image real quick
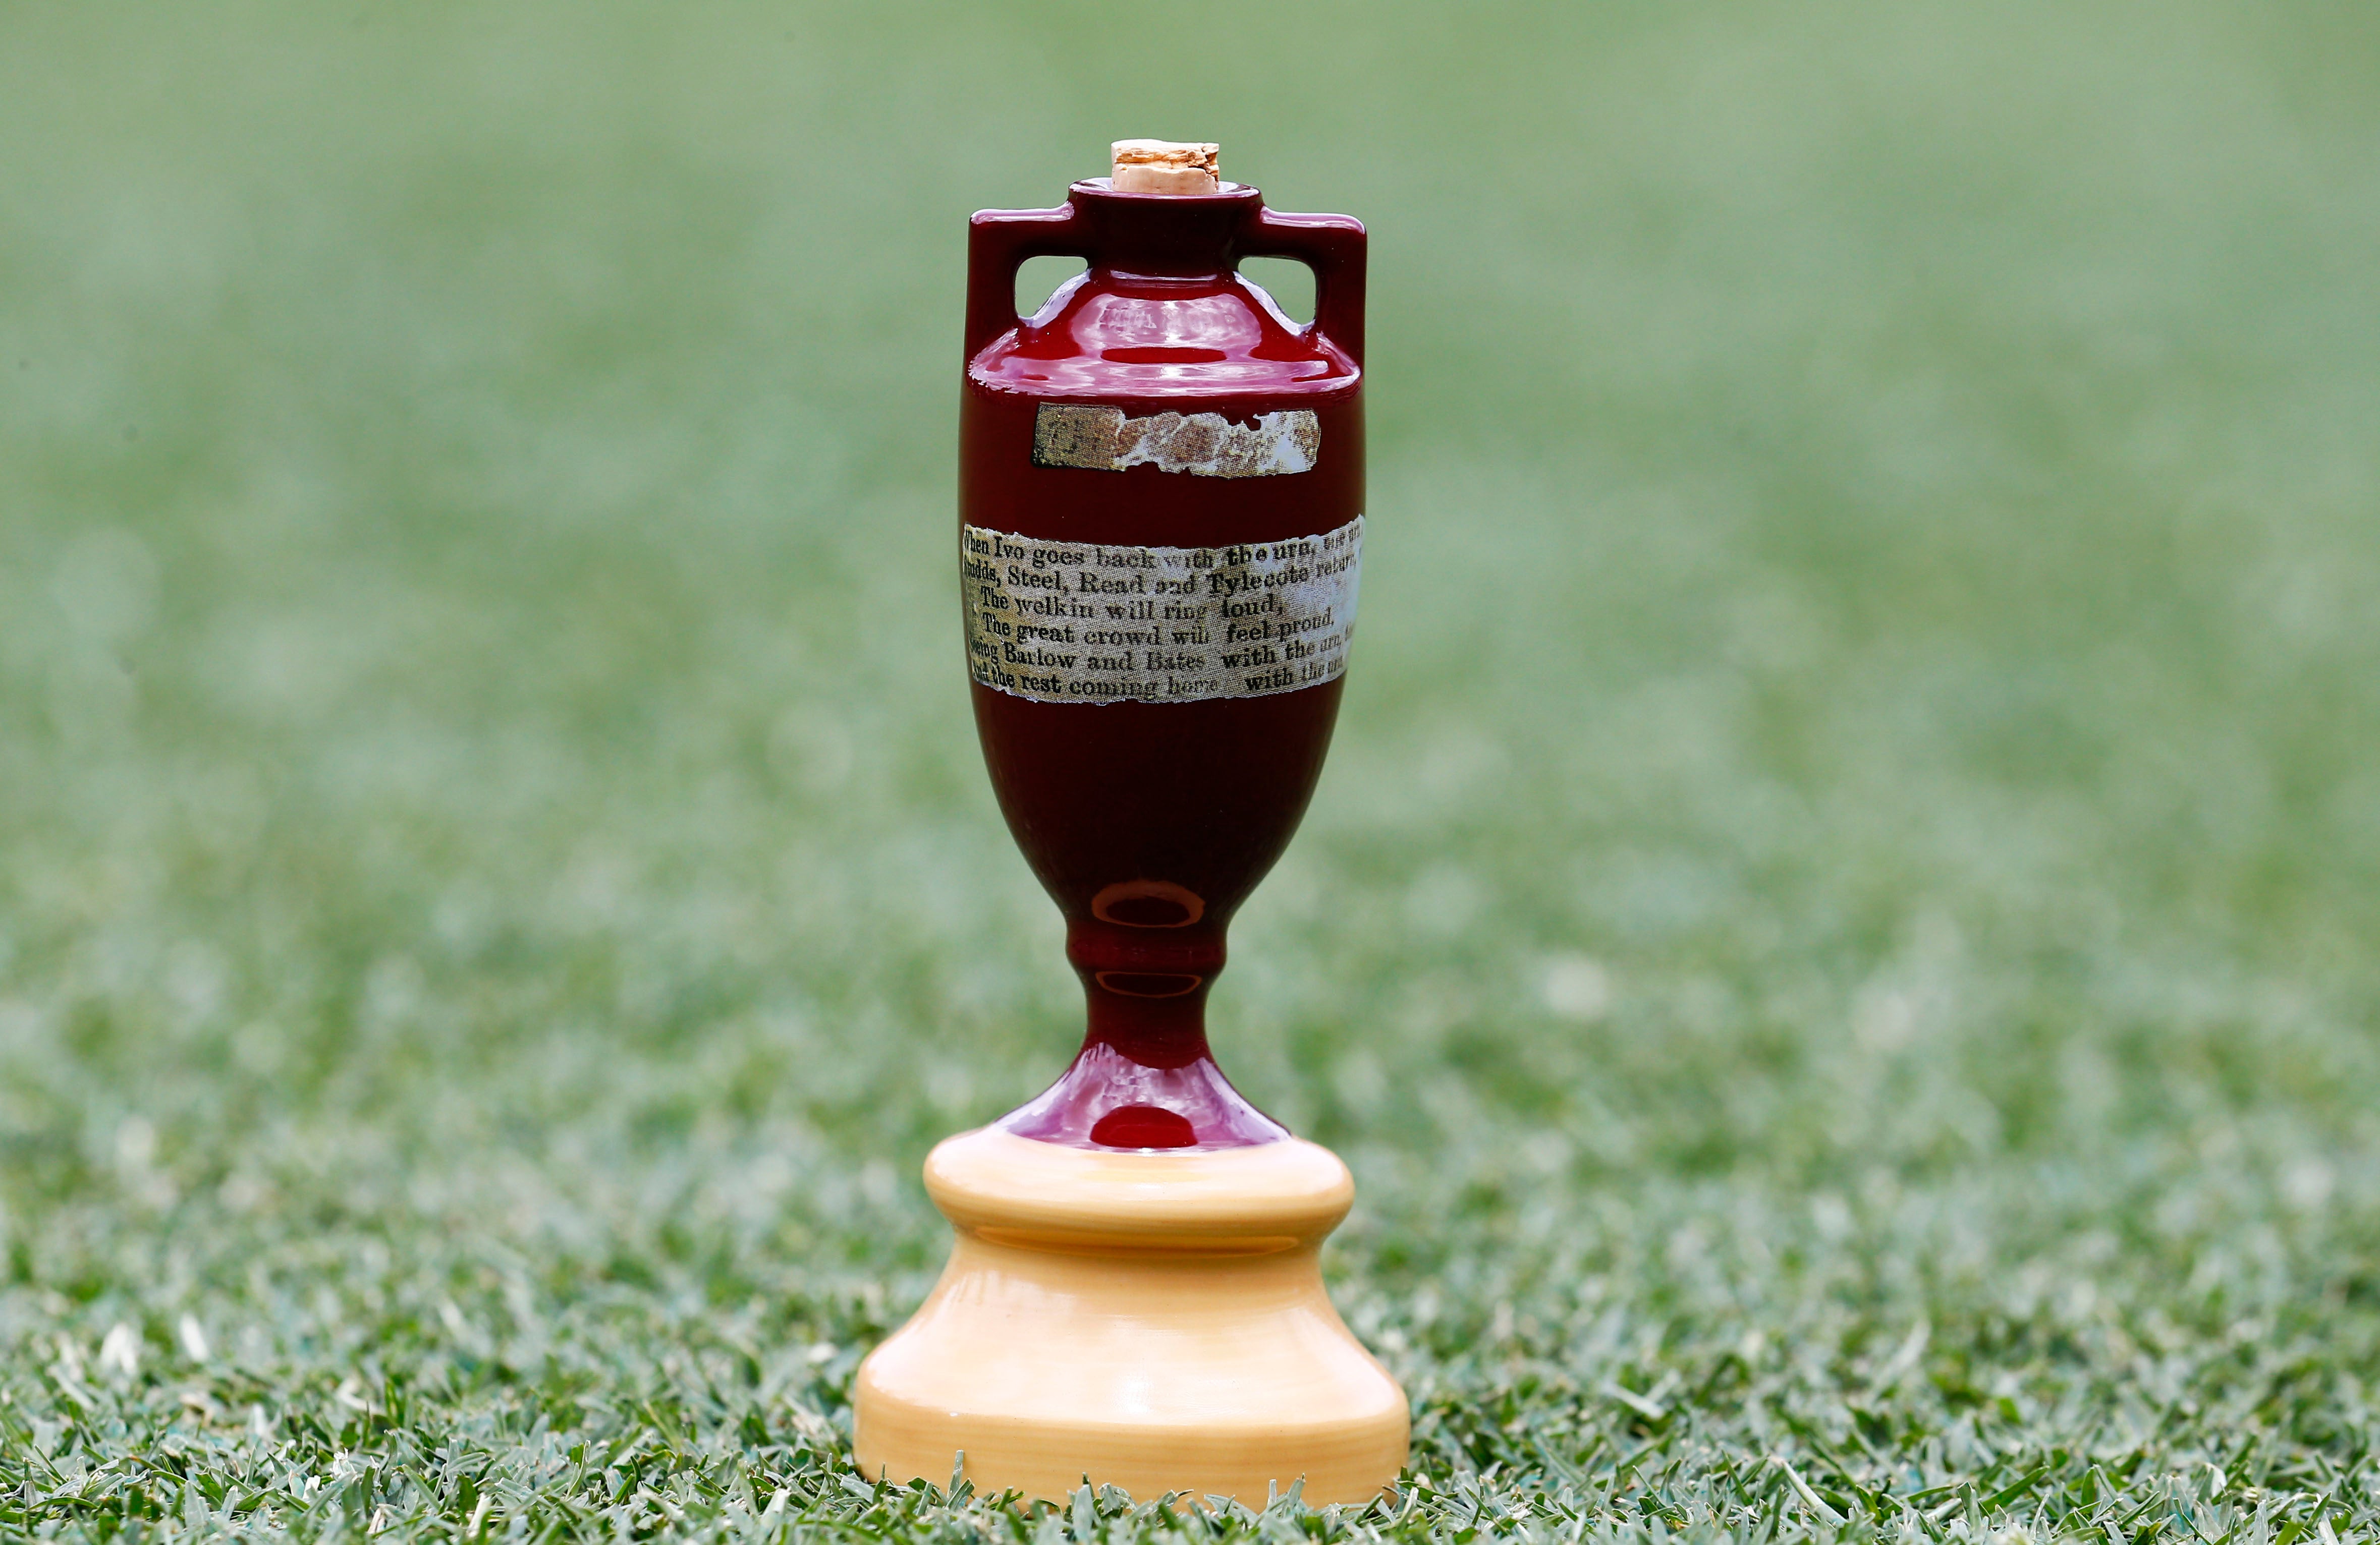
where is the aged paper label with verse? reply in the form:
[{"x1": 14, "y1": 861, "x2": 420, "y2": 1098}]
[{"x1": 962, "y1": 516, "x2": 1363, "y2": 704}]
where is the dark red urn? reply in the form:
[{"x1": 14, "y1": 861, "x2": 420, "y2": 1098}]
[{"x1": 959, "y1": 173, "x2": 1368, "y2": 1150}]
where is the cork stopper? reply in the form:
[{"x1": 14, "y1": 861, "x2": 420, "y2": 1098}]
[{"x1": 1111, "y1": 140, "x2": 1221, "y2": 196}]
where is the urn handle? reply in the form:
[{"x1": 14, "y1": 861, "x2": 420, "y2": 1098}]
[
  {"x1": 964, "y1": 203, "x2": 1086, "y2": 360},
  {"x1": 1240, "y1": 207, "x2": 1368, "y2": 370}
]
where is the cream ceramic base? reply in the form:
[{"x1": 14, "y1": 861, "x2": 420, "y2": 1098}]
[{"x1": 852, "y1": 1127, "x2": 1409, "y2": 1505}]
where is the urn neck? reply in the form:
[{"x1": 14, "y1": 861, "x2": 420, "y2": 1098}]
[{"x1": 1065, "y1": 180, "x2": 1261, "y2": 278}]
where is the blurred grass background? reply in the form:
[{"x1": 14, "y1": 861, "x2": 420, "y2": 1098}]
[{"x1": 5, "y1": 1, "x2": 2380, "y2": 1537}]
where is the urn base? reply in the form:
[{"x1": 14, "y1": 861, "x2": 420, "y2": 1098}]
[{"x1": 852, "y1": 1126, "x2": 1409, "y2": 1505}]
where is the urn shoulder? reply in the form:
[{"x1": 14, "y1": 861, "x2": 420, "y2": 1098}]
[{"x1": 963, "y1": 180, "x2": 1366, "y2": 407}]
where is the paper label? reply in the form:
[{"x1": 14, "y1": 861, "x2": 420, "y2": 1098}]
[
  {"x1": 1032, "y1": 404, "x2": 1320, "y2": 478},
  {"x1": 962, "y1": 517, "x2": 1363, "y2": 704}
]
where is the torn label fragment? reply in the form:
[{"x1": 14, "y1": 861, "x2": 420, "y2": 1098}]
[
  {"x1": 962, "y1": 516, "x2": 1363, "y2": 705},
  {"x1": 1032, "y1": 404, "x2": 1320, "y2": 478}
]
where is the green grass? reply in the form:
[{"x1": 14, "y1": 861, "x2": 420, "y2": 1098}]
[{"x1": 5, "y1": 0, "x2": 2380, "y2": 1538}]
